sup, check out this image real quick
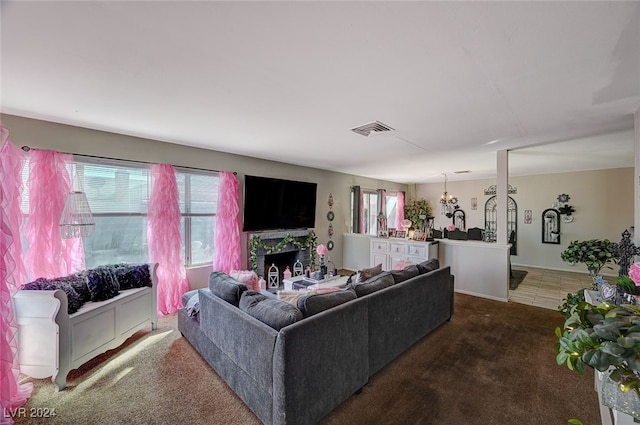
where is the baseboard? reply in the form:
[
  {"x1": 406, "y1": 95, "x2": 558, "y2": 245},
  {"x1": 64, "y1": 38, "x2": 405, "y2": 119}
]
[{"x1": 454, "y1": 289, "x2": 508, "y2": 303}]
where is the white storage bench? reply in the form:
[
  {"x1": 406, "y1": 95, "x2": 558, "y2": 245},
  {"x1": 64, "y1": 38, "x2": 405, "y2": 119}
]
[{"x1": 13, "y1": 263, "x2": 158, "y2": 390}]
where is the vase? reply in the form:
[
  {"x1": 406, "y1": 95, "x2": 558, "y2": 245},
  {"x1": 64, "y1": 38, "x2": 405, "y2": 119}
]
[{"x1": 601, "y1": 373, "x2": 640, "y2": 419}]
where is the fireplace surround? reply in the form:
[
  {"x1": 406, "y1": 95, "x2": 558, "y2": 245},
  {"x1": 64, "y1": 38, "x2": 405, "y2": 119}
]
[{"x1": 248, "y1": 229, "x2": 317, "y2": 283}]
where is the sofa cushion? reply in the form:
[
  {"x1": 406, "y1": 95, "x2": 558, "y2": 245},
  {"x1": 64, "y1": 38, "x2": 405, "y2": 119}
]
[
  {"x1": 351, "y1": 272, "x2": 394, "y2": 297},
  {"x1": 111, "y1": 263, "x2": 152, "y2": 290},
  {"x1": 209, "y1": 271, "x2": 248, "y2": 307},
  {"x1": 23, "y1": 276, "x2": 85, "y2": 314},
  {"x1": 355, "y1": 263, "x2": 383, "y2": 283},
  {"x1": 389, "y1": 265, "x2": 420, "y2": 284},
  {"x1": 239, "y1": 290, "x2": 303, "y2": 331},
  {"x1": 416, "y1": 258, "x2": 440, "y2": 274},
  {"x1": 86, "y1": 266, "x2": 120, "y2": 302},
  {"x1": 297, "y1": 289, "x2": 357, "y2": 318}
]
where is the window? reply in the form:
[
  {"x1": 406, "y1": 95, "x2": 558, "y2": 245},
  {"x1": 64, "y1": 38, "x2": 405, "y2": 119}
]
[
  {"x1": 20, "y1": 156, "x2": 218, "y2": 268},
  {"x1": 176, "y1": 170, "x2": 219, "y2": 266},
  {"x1": 386, "y1": 193, "x2": 398, "y2": 230},
  {"x1": 80, "y1": 159, "x2": 150, "y2": 268},
  {"x1": 362, "y1": 190, "x2": 378, "y2": 235}
]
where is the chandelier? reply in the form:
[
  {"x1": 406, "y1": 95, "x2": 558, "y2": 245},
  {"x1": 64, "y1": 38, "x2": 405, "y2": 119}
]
[
  {"x1": 59, "y1": 166, "x2": 95, "y2": 239},
  {"x1": 440, "y1": 173, "x2": 459, "y2": 218}
]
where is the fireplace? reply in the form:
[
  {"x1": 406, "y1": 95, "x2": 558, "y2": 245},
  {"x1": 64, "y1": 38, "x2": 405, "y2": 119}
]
[{"x1": 248, "y1": 229, "x2": 314, "y2": 285}]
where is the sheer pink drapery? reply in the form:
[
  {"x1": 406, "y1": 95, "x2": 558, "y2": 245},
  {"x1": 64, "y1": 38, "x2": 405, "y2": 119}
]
[
  {"x1": 24, "y1": 149, "x2": 83, "y2": 280},
  {"x1": 395, "y1": 191, "x2": 405, "y2": 231},
  {"x1": 148, "y1": 164, "x2": 188, "y2": 316},
  {"x1": 213, "y1": 171, "x2": 240, "y2": 273},
  {"x1": 0, "y1": 132, "x2": 32, "y2": 423}
]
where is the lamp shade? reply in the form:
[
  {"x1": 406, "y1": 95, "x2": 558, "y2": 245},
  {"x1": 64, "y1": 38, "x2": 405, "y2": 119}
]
[{"x1": 59, "y1": 191, "x2": 95, "y2": 239}]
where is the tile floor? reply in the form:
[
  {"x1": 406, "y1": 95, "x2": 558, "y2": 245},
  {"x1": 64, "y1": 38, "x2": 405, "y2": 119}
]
[{"x1": 509, "y1": 266, "x2": 594, "y2": 310}]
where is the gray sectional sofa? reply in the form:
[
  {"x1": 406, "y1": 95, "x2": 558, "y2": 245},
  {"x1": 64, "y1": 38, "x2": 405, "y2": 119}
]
[{"x1": 178, "y1": 260, "x2": 454, "y2": 425}]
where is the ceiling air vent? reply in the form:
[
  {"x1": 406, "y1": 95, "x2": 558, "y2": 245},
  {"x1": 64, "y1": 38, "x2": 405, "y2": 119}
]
[{"x1": 350, "y1": 121, "x2": 394, "y2": 137}]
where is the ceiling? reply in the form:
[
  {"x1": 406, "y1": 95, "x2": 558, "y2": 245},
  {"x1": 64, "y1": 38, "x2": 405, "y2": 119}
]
[{"x1": 2, "y1": 1, "x2": 639, "y2": 183}]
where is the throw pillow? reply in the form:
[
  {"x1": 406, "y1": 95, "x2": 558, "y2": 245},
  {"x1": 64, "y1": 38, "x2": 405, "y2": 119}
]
[
  {"x1": 230, "y1": 270, "x2": 260, "y2": 291},
  {"x1": 389, "y1": 265, "x2": 420, "y2": 284},
  {"x1": 278, "y1": 290, "x2": 314, "y2": 306},
  {"x1": 351, "y1": 272, "x2": 394, "y2": 297},
  {"x1": 86, "y1": 266, "x2": 120, "y2": 302},
  {"x1": 23, "y1": 277, "x2": 85, "y2": 314},
  {"x1": 239, "y1": 290, "x2": 303, "y2": 331},
  {"x1": 208, "y1": 271, "x2": 248, "y2": 307},
  {"x1": 111, "y1": 264, "x2": 152, "y2": 290},
  {"x1": 297, "y1": 289, "x2": 356, "y2": 318},
  {"x1": 417, "y1": 259, "x2": 440, "y2": 274},
  {"x1": 355, "y1": 263, "x2": 383, "y2": 283},
  {"x1": 185, "y1": 292, "x2": 200, "y2": 317}
]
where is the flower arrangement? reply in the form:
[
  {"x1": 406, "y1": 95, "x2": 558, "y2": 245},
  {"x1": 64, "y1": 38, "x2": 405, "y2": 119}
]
[
  {"x1": 316, "y1": 243, "x2": 327, "y2": 267},
  {"x1": 316, "y1": 244, "x2": 327, "y2": 256},
  {"x1": 446, "y1": 224, "x2": 456, "y2": 231}
]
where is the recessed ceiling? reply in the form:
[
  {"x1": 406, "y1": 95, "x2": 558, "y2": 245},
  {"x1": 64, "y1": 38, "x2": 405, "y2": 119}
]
[{"x1": 1, "y1": 1, "x2": 639, "y2": 183}]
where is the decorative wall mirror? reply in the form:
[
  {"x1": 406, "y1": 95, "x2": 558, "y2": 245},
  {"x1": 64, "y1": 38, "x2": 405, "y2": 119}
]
[
  {"x1": 452, "y1": 209, "x2": 466, "y2": 231},
  {"x1": 484, "y1": 196, "x2": 518, "y2": 254},
  {"x1": 542, "y1": 208, "x2": 561, "y2": 244}
]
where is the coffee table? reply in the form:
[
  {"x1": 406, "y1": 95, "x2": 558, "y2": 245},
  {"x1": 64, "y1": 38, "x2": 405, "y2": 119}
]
[{"x1": 282, "y1": 274, "x2": 350, "y2": 292}]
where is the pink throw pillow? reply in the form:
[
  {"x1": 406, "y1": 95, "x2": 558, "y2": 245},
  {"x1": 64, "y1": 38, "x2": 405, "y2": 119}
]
[{"x1": 230, "y1": 270, "x2": 259, "y2": 291}]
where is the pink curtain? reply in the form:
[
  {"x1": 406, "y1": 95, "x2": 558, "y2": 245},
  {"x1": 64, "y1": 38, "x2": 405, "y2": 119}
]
[
  {"x1": 395, "y1": 191, "x2": 405, "y2": 230},
  {"x1": 0, "y1": 130, "x2": 32, "y2": 423},
  {"x1": 148, "y1": 164, "x2": 188, "y2": 316},
  {"x1": 24, "y1": 149, "x2": 83, "y2": 280},
  {"x1": 213, "y1": 172, "x2": 240, "y2": 273}
]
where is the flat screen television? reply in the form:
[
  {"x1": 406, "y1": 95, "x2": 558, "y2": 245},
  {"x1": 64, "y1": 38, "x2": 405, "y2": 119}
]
[{"x1": 242, "y1": 175, "x2": 317, "y2": 232}]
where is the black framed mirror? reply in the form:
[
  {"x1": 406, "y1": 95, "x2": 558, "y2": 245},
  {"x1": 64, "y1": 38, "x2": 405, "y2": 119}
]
[{"x1": 542, "y1": 208, "x2": 560, "y2": 244}]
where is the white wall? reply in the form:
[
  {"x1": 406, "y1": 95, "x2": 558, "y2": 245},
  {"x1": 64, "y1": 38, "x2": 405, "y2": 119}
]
[
  {"x1": 1, "y1": 114, "x2": 407, "y2": 289},
  {"x1": 415, "y1": 168, "x2": 634, "y2": 274}
]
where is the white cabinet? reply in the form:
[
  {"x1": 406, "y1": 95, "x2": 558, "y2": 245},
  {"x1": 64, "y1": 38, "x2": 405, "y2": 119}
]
[{"x1": 370, "y1": 238, "x2": 438, "y2": 270}]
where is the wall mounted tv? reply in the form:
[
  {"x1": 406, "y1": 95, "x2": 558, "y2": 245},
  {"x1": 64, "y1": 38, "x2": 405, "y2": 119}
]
[{"x1": 242, "y1": 175, "x2": 317, "y2": 232}]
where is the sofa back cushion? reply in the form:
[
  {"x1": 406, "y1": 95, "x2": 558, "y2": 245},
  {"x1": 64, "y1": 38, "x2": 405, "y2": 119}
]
[
  {"x1": 297, "y1": 289, "x2": 357, "y2": 318},
  {"x1": 417, "y1": 258, "x2": 440, "y2": 274},
  {"x1": 240, "y1": 290, "x2": 303, "y2": 331},
  {"x1": 389, "y1": 265, "x2": 420, "y2": 284},
  {"x1": 351, "y1": 272, "x2": 394, "y2": 297},
  {"x1": 209, "y1": 271, "x2": 247, "y2": 307}
]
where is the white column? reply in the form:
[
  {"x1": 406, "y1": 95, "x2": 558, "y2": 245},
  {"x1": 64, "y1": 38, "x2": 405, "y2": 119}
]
[{"x1": 496, "y1": 150, "x2": 508, "y2": 245}]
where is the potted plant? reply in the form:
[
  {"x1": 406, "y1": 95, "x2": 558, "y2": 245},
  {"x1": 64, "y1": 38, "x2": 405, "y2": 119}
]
[
  {"x1": 404, "y1": 198, "x2": 432, "y2": 231},
  {"x1": 556, "y1": 262, "x2": 640, "y2": 419},
  {"x1": 560, "y1": 239, "x2": 620, "y2": 278},
  {"x1": 556, "y1": 300, "x2": 640, "y2": 417}
]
